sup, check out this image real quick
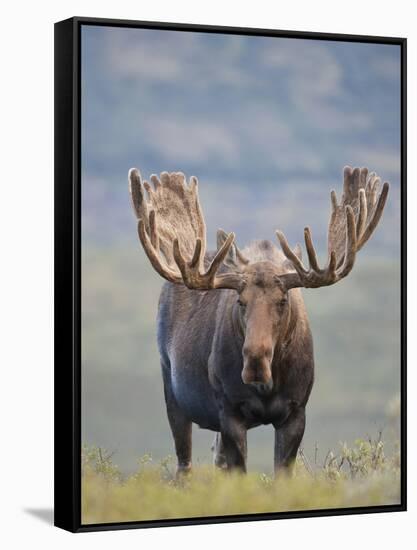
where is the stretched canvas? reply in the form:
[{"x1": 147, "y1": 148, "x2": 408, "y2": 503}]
[{"x1": 54, "y1": 17, "x2": 406, "y2": 532}]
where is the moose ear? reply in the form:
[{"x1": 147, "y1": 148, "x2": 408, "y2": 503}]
[{"x1": 217, "y1": 229, "x2": 249, "y2": 270}]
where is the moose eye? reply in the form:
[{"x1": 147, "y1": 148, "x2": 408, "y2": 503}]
[
  {"x1": 237, "y1": 299, "x2": 246, "y2": 308},
  {"x1": 278, "y1": 298, "x2": 288, "y2": 307}
]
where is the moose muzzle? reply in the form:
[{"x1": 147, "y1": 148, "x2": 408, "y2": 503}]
[{"x1": 242, "y1": 345, "x2": 273, "y2": 391}]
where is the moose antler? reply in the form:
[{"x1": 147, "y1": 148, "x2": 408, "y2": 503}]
[
  {"x1": 129, "y1": 169, "x2": 243, "y2": 290},
  {"x1": 276, "y1": 166, "x2": 389, "y2": 290}
]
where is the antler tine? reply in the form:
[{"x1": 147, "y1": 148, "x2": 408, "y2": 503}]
[
  {"x1": 276, "y1": 230, "x2": 307, "y2": 276},
  {"x1": 357, "y1": 181, "x2": 389, "y2": 250},
  {"x1": 337, "y1": 205, "x2": 357, "y2": 278},
  {"x1": 304, "y1": 227, "x2": 321, "y2": 273},
  {"x1": 207, "y1": 233, "x2": 236, "y2": 279},
  {"x1": 356, "y1": 189, "x2": 367, "y2": 240},
  {"x1": 150, "y1": 174, "x2": 162, "y2": 192},
  {"x1": 148, "y1": 210, "x2": 159, "y2": 250},
  {"x1": 275, "y1": 166, "x2": 389, "y2": 291},
  {"x1": 189, "y1": 238, "x2": 203, "y2": 269},
  {"x1": 129, "y1": 168, "x2": 149, "y2": 225},
  {"x1": 330, "y1": 190, "x2": 338, "y2": 212}
]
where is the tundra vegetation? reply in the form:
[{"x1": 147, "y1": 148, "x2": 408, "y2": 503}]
[{"x1": 82, "y1": 432, "x2": 401, "y2": 524}]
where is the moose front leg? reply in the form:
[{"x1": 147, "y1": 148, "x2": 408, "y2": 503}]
[
  {"x1": 162, "y1": 365, "x2": 192, "y2": 477},
  {"x1": 219, "y1": 410, "x2": 247, "y2": 472},
  {"x1": 274, "y1": 407, "x2": 306, "y2": 475}
]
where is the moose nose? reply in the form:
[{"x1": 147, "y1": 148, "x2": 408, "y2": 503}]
[
  {"x1": 250, "y1": 381, "x2": 273, "y2": 396},
  {"x1": 242, "y1": 346, "x2": 273, "y2": 387}
]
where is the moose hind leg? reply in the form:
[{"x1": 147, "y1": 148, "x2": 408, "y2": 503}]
[
  {"x1": 274, "y1": 407, "x2": 306, "y2": 475},
  {"x1": 212, "y1": 433, "x2": 227, "y2": 469},
  {"x1": 162, "y1": 365, "x2": 192, "y2": 477},
  {"x1": 220, "y1": 410, "x2": 247, "y2": 473}
]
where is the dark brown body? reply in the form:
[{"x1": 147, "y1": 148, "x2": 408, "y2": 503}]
[{"x1": 157, "y1": 241, "x2": 314, "y2": 473}]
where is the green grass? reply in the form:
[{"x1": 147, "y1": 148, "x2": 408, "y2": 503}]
[{"x1": 81, "y1": 435, "x2": 401, "y2": 525}]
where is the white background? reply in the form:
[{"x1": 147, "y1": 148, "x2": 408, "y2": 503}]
[{"x1": 0, "y1": 0, "x2": 414, "y2": 548}]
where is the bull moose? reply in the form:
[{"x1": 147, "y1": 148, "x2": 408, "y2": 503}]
[{"x1": 129, "y1": 166, "x2": 389, "y2": 475}]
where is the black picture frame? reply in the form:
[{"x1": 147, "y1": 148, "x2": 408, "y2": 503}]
[{"x1": 54, "y1": 16, "x2": 407, "y2": 533}]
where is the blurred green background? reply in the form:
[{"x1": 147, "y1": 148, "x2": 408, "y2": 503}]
[{"x1": 81, "y1": 26, "x2": 401, "y2": 474}]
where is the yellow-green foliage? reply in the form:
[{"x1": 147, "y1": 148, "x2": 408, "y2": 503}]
[{"x1": 82, "y1": 438, "x2": 401, "y2": 525}]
